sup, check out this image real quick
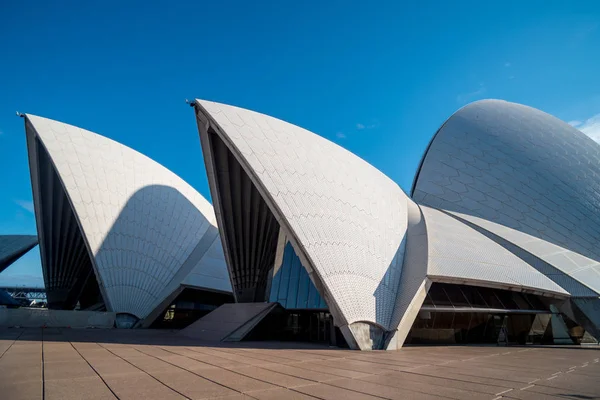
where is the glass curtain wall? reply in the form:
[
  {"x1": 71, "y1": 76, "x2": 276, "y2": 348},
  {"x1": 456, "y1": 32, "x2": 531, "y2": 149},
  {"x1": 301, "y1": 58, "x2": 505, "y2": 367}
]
[{"x1": 406, "y1": 283, "x2": 555, "y2": 345}]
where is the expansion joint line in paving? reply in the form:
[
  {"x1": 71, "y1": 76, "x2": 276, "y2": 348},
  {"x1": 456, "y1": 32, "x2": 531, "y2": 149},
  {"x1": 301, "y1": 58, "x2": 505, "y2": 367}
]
[
  {"x1": 133, "y1": 345, "x2": 333, "y2": 400},
  {"x1": 68, "y1": 341, "x2": 121, "y2": 399},
  {"x1": 96, "y1": 343, "x2": 192, "y2": 399}
]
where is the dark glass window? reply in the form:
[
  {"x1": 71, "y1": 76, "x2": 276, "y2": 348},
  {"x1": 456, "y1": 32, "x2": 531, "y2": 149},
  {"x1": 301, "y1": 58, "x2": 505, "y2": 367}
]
[
  {"x1": 422, "y1": 290, "x2": 435, "y2": 306},
  {"x1": 467, "y1": 312, "x2": 491, "y2": 342},
  {"x1": 415, "y1": 310, "x2": 435, "y2": 329},
  {"x1": 510, "y1": 292, "x2": 532, "y2": 310},
  {"x1": 523, "y1": 293, "x2": 547, "y2": 310},
  {"x1": 428, "y1": 284, "x2": 453, "y2": 307},
  {"x1": 494, "y1": 290, "x2": 519, "y2": 309},
  {"x1": 433, "y1": 312, "x2": 454, "y2": 329},
  {"x1": 477, "y1": 287, "x2": 505, "y2": 309},
  {"x1": 460, "y1": 285, "x2": 489, "y2": 308},
  {"x1": 453, "y1": 312, "x2": 472, "y2": 330},
  {"x1": 444, "y1": 285, "x2": 471, "y2": 308}
]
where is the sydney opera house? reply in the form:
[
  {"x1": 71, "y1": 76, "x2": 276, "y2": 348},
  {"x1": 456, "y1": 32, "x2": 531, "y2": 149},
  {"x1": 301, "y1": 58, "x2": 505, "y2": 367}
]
[
  {"x1": 20, "y1": 115, "x2": 232, "y2": 328},
  {"x1": 8, "y1": 99, "x2": 600, "y2": 350}
]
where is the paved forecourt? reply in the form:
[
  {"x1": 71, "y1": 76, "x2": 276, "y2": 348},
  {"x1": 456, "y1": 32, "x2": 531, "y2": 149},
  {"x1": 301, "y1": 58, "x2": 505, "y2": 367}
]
[{"x1": 1, "y1": 328, "x2": 599, "y2": 400}]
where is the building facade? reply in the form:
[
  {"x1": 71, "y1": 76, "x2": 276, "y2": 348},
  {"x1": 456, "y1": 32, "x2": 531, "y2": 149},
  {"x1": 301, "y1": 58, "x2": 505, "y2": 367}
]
[{"x1": 192, "y1": 99, "x2": 600, "y2": 349}]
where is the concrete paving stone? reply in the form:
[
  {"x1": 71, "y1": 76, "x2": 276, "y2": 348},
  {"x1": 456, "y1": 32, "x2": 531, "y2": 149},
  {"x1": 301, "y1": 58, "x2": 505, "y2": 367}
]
[
  {"x1": 360, "y1": 372, "x2": 491, "y2": 400},
  {"x1": 84, "y1": 358, "x2": 141, "y2": 376},
  {"x1": 0, "y1": 363, "x2": 41, "y2": 383},
  {"x1": 43, "y1": 351, "x2": 83, "y2": 363},
  {"x1": 102, "y1": 346, "x2": 143, "y2": 358},
  {"x1": 0, "y1": 352, "x2": 41, "y2": 366},
  {"x1": 264, "y1": 350, "x2": 334, "y2": 362},
  {"x1": 150, "y1": 370, "x2": 239, "y2": 399},
  {"x1": 291, "y1": 361, "x2": 372, "y2": 379},
  {"x1": 563, "y1": 366, "x2": 600, "y2": 378},
  {"x1": 195, "y1": 367, "x2": 277, "y2": 393},
  {"x1": 519, "y1": 384, "x2": 597, "y2": 399},
  {"x1": 460, "y1": 359, "x2": 559, "y2": 374},
  {"x1": 101, "y1": 372, "x2": 187, "y2": 400},
  {"x1": 534, "y1": 373, "x2": 600, "y2": 396},
  {"x1": 294, "y1": 349, "x2": 353, "y2": 359},
  {"x1": 226, "y1": 349, "x2": 303, "y2": 363},
  {"x1": 383, "y1": 370, "x2": 512, "y2": 395},
  {"x1": 44, "y1": 360, "x2": 98, "y2": 380},
  {"x1": 132, "y1": 345, "x2": 176, "y2": 358},
  {"x1": 346, "y1": 353, "x2": 424, "y2": 368},
  {"x1": 3, "y1": 329, "x2": 600, "y2": 400},
  {"x1": 212, "y1": 395, "x2": 255, "y2": 400},
  {"x1": 0, "y1": 379, "x2": 42, "y2": 399},
  {"x1": 186, "y1": 348, "x2": 276, "y2": 366},
  {"x1": 231, "y1": 365, "x2": 315, "y2": 388},
  {"x1": 325, "y1": 377, "x2": 447, "y2": 399},
  {"x1": 45, "y1": 376, "x2": 117, "y2": 400},
  {"x1": 171, "y1": 348, "x2": 252, "y2": 368},
  {"x1": 246, "y1": 387, "x2": 319, "y2": 400},
  {"x1": 411, "y1": 366, "x2": 527, "y2": 387},
  {"x1": 258, "y1": 363, "x2": 343, "y2": 382},
  {"x1": 122, "y1": 355, "x2": 182, "y2": 373},
  {"x1": 505, "y1": 387, "x2": 578, "y2": 400},
  {"x1": 292, "y1": 383, "x2": 383, "y2": 400},
  {"x1": 155, "y1": 354, "x2": 219, "y2": 371},
  {"x1": 316, "y1": 358, "x2": 399, "y2": 374},
  {"x1": 433, "y1": 363, "x2": 537, "y2": 383}
]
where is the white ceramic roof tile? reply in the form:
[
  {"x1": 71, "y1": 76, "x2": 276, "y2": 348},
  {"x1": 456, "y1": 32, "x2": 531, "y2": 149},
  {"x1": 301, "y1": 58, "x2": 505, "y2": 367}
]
[
  {"x1": 414, "y1": 100, "x2": 600, "y2": 298},
  {"x1": 196, "y1": 100, "x2": 410, "y2": 329},
  {"x1": 447, "y1": 211, "x2": 600, "y2": 297},
  {"x1": 420, "y1": 206, "x2": 567, "y2": 296},
  {"x1": 26, "y1": 115, "x2": 231, "y2": 319}
]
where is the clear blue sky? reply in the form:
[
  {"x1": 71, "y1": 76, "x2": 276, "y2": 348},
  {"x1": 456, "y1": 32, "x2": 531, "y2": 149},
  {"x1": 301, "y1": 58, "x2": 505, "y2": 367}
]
[{"x1": 1, "y1": 1, "x2": 600, "y2": 287}]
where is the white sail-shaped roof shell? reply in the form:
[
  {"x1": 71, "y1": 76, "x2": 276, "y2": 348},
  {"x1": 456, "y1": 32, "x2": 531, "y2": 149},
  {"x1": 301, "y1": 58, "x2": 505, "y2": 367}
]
[
  {"x1": 193, "y1": 100, "x2": 409, "y2": 332},
  {"x1": 420, "y1": 205, "x2": 567, "y2": 296},
  {"x1": 413, "y1": 100, "x2": 600, "y2": 297},
  {"x1": 24, "y1": 115, "x2": 231, "y2": 321}
]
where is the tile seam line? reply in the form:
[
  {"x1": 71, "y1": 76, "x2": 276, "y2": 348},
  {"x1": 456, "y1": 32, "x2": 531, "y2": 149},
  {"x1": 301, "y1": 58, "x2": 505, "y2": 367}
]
[
  {"x1": 358, "y1": 371, "x2": 510, "y2": 398},
  {"x1": 96, "y1": 343, "x2": 191, "y2": 399},
  {"x1": 290, "y1": 348, "x2": 504, "y2": 379},
  {"x1": 172, "y1": 342, "x2": 417, "y2": 400},
  {"x1": 343, "y1": 355, "x2": 429, "y2": 369},
  {"x1": 252, "y1": 356, "x2": 382, "y2": 379},
  {"x1": 129, "y1": 345, "x2": 250, "y2": 396},
  {"x1": 152, "y1": 345, "x2": 327, "y2": 397},
  {"x1": 319, "y1": 379, "x2": 458, "y2": 400},
  {"x1": 68, "y1": 340, "x2": 120, "y2": 400},
  {"x1": 0, "y1": 327, "x2": 24, "y2": 359},
  {"x1": 216, "y1": 346, "x2": 324, "y2": 364},
  {"x1": 185, "y1": 345, "x2": 302, "y2": 365},
  {"x1": 401, "y1": 371, "x2": 524, "y2": 389},
  {"x1": 184, "y1": 346, "x2": 369, "y2": 384},
  {"x1": 421, "y1": 364, "x2": 546, "y2": 386}
]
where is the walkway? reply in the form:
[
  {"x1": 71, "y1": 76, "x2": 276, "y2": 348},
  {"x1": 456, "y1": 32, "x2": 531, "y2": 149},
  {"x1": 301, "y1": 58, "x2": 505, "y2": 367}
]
[{"x1": 1, "y1": 328, "x2": 599, "y2": 399}]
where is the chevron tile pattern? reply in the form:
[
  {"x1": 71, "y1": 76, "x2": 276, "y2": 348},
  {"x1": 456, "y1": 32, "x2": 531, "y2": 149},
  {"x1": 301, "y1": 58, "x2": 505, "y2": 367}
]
[
  {"x1": 196, "y1": 100, "x2": 409, "y2": 330},
  {"x1": 413, "y1": 100, "x2": 600, "y2": 298},
  {"x1": 25, "y1": 115, "x2": 231, "y2": 319}
]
